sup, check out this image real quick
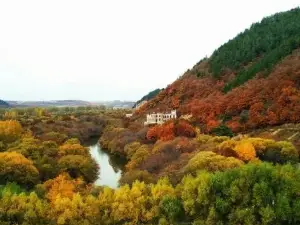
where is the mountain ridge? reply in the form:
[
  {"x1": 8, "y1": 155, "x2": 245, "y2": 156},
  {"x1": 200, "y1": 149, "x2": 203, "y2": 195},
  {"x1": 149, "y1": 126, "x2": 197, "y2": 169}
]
[{"x1": 133, "y1": 89, "x2": 162, "y2": 108}]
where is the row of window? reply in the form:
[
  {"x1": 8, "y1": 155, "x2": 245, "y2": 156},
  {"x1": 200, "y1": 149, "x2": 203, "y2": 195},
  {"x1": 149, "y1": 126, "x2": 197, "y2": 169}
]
[{"x1": 148, "y1": 115, "x2": 175, "y2": 118}]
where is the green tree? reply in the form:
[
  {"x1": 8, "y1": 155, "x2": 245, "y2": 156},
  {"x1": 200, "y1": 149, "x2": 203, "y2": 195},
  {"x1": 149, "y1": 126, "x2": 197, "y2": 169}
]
[
  {"x1": 211, "y1": 124, "x2": 234, "y2": 137},
  {"x1": 58, "y1": 155, "x2": 98, "y2": 183},
  {"x1": 160, "y1": 196, "x2": 184, "y2": 223}
]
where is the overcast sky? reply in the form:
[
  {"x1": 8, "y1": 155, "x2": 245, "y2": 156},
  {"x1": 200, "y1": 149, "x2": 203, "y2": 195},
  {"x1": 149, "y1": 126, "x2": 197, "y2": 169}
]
[{"x1": 0, "y1": 1, "x2": 299, "y2": 101}]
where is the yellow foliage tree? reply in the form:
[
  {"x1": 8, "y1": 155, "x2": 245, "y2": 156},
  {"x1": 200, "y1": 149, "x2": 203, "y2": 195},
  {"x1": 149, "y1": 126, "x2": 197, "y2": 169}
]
[
  {"x1": 111, "y1": 181, "x2": 153, "y2": 224},
  {"x1": 50, "y1": 193, "x2": 99, "y2": 225},
  {"x1": 0, "y1": 191, "x2": 50, "y2": 224},
  {"x1": 178, "y1": 172, "x2": 212, "y2": 216},
  {"x1": 34, "y1": 108, "x2": 47, "y2": 117},
  {"x1": 184, "y1": 151, "x2": 243, "y2": 174},
  {"x1": 124, "y1": 142, "x2": 141, "y2": 159},
  {"x1": 217, "y1": 140, "x2": 238, "y2": 157},
  {"x1": 0, "y1": 120, "x2": 23, "y2": 143},
  {"x1": 0, "y1": 151, "x2": 39, "y2": 186},
  {"x1": 126, "y1": 145, "x2": 150, "y2": 171},
  {"x1": 3, "y1": 110, "x2": 18, "y2": 119},
  {"x1": 150, "y1": 178, "x2": 176, "y2": 217},
  {"x1": 58, "y1": 143, "x2": 89, "y2": 156},
  {"x1": 97, "y1": 187, "x2": 115, "y2": 223},
  {"x1": 246, "y1": 138, "x2": 298, "y2": 163}
]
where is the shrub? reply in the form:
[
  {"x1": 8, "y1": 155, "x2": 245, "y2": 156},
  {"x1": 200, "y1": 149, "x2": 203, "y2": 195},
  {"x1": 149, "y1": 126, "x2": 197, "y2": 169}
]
[
  {"x1": 211, "y1": 125, "x2": 234, "y2": 137},
  {"x1": 184, "y1": 151, "x2": 243, "y2": 174}
]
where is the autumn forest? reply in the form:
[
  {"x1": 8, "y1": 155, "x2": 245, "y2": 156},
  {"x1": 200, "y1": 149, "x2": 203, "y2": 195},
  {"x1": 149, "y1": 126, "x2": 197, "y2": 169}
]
[{"x1": 1, "y1": 7, "x2": 300, "y2": 225}]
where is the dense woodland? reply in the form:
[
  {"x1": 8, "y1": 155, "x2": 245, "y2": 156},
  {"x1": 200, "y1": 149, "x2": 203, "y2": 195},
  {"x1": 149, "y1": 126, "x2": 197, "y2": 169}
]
[
  {"x1": 1, "y1": 7, "x2": 300, "y2": 225},
  {"x1": 0, "y1": 106, "x2": 299, "y2": 224},
  {"x1": 210, "y1": 8, "x2": 300, "y2": 91},
  {"x1": 135, "y1": 8, "x2": 300, "y2": 134}
]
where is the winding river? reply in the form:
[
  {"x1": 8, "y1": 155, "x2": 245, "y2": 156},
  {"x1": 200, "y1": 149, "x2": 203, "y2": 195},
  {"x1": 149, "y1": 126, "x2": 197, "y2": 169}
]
[{"x1": 87, "y1": 140, "x2": 125, "y2": 188}]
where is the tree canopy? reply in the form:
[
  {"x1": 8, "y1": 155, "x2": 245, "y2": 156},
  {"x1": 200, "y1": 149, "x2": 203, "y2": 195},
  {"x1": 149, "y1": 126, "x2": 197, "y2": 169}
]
[{"x1": 209, "y1": 8, "x2": 300, "y2": 91}]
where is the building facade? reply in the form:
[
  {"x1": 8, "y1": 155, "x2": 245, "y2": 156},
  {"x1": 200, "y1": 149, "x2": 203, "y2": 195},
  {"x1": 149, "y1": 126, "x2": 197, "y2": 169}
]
[{"x1": 144, "y1": 110, "x2": 177, "y2": 125}]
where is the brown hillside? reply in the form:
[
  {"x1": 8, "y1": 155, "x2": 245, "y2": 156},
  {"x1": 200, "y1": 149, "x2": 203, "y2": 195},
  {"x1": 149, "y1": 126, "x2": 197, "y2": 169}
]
[{"x1": 135, "y1": 51, "x2": 300, "y2": 133}]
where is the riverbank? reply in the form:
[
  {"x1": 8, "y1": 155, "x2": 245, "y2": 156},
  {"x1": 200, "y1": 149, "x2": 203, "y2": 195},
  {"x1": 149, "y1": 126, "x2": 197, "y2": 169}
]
[{"x1": 84, "y1": 137, "x2": 126, "y2": 188}]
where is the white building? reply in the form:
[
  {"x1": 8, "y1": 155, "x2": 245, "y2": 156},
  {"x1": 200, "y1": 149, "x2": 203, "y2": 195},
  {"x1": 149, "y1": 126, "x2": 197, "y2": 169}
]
[{"x1": 144, "y1": 110, "x2": 177, "y2": 126}]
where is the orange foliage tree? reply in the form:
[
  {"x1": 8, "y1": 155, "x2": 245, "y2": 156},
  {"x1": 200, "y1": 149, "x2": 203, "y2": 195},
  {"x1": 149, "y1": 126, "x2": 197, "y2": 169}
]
[
  {"x1": 146, "y1": 122, "x2": 175, "y2": 142},
  {"x1": 234, "y1": 141, "x2": 256, "y2": 162},
  {"x1": 42, "y1": 173, "x2": 84, "y2": 203}
]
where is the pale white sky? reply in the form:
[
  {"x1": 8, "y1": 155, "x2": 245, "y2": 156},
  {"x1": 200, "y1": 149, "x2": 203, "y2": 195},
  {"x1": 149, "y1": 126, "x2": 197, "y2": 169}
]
[{"x1": 0, "y1": 1, "x2": 299, "y2": 101}]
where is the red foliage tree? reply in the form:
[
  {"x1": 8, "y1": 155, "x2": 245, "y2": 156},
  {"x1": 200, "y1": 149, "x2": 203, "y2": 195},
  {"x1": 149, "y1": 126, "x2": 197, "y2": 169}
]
[{"x1": 175, "y1": 120, "x2": 196, "y2": 138}]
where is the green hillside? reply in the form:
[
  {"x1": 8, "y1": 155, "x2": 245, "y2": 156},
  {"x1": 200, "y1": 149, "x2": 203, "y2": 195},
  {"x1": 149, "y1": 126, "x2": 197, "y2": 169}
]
[
  {"x1": 133, "y1": 88, "x2": 161, "y2": 108},
  {"x1": 208, "y1": 7, "x2": 300, "y2": 92}
]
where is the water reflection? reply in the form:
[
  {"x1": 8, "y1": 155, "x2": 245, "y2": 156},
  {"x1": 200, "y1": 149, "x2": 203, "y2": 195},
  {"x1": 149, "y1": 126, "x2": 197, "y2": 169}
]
[{"x1": 88, "y1": 142, "x2": 126, "y2": 189}]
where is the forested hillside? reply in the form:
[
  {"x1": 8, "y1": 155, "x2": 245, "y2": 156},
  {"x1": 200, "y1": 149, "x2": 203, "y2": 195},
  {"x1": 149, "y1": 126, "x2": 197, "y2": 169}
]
[
  {"x1": 210, "y1": 7, "x2": 300, "y2": 91},
  {"x1": 135, "y1": 8, "x2": 300, "y2": 133},
  {"x1": 133, "y1": 88, "x2": 161, "y2": 108},
  {"x1": 1, "y1": 7, "x2": 300, "y2": 225}
]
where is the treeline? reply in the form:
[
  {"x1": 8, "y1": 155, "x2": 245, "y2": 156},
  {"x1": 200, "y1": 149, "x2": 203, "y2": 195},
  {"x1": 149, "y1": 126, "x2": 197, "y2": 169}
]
[
  {"x1": 209, "y1": 7, "x2": 300, "y2": 91},
  {"x1": 0, "y1": 120, "x2": 98, "y2": 186},
  {"x1": 98, "y1": 115, "x2": 300, "y2": 224},
  {"x1": 0, "y1": 106, "x2": 128, "y2": 143},
  {"x1": 133, "y1": 88, "x2": 162, "y2": 108},
  {"x1": 1, "y1": 162, "x2": 300, "y2": 224},
  {"x1": 0, "y1": 106, "x2": 299, "y2": 224},
  {"x1": 100, "y1": 118, "x2": 299, "y2": 185}
]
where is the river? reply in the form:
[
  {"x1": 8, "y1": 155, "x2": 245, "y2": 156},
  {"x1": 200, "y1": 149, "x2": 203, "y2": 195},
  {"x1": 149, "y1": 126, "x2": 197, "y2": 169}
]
[{"x1": 87, "y1": 140, "x2": 125, "y2": 188}]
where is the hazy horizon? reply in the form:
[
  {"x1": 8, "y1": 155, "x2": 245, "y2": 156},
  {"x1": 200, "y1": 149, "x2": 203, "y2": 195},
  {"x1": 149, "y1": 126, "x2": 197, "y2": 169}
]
[
  {"x1": 1, "y1": 1, "x2": 299, "y2": 101},
  {"x1": 5, "y1": 99, "x2": 136, "y2": 102}
]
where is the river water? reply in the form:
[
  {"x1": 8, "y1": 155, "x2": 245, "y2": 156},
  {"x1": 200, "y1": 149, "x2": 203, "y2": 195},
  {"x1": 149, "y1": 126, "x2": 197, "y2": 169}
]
[{"x1": 88, "y1": 141, "x2": 125, "y2": 188}]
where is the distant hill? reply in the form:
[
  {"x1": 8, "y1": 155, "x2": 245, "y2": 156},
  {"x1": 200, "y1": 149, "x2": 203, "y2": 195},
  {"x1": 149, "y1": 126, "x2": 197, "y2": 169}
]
[
  {"x1": 0, "y1": 99, "x2": 9, "y2": 108},
  {"x1": 7, "y1": 100, "x2": 91, "y2": 107},
  {"x1": 90, "y1": 100, "x2": 135, "y2": 109},
  {"x1": 133, "y1": 89, "x2": 162, "y2": 108},
  {"x1": 135, "y1": 8, "x2": 300, "y2": 133}
]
